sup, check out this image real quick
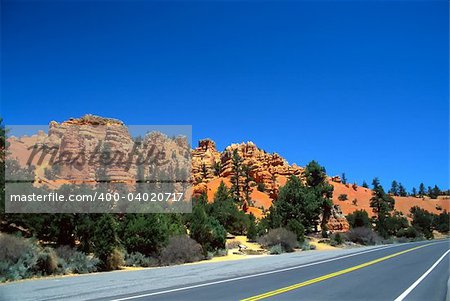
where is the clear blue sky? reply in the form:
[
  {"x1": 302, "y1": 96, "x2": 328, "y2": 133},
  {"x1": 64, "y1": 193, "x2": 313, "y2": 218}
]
[{"x1": 2, "y1": 0, "x2": 448, "y2": 191}]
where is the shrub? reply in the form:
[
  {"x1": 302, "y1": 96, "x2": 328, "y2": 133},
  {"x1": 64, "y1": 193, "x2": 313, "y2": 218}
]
[
  {"x1": 338, "y1": 194, "x2": 348, "y2": 201},
  {"x1": 396, "y1": 226, "x2": 422, "y2": 239},
  {"x1": 269, "y1": 244, "x2": 284, "y2": 255},
  {"x1": 0, "y1": 234, "x2": 71, "y2": 281},
  {"x1": 300, "y1": 241, "x2": 316, "y2": 250},
  {"x1": 258, "y1": 228, "x2": 297, "y2": 253},
  {"x1": 433, "y1": 211, "x2": 450, "y2": 233},
  {"x1": 0, "y1": 233, "x2": 31, "y2": 263},
  {"x1": 347, "y1": 227, "x2": 380, "y2": 245},
  {"x1": 159, "y1": 235, "x2": 204, "y2": 266},
  {"x1": 385, "y1": 212, "x2": 409, "y2": 236},
  {"x1": 105, "y1": 248, "x2": 124, "y2": 271},
  {"x1": 34, "y1": 247, "x2": 58, "y2": 275},
  {"x1": 55, "y1": 245, "x2": 99, "y2": 274},
  {"x1": 410, "y1": 206, "x2": 434, "y2": 239},
  {"x1": 226, "y1": 240, "x2": 241, "y2": 249},
  {"x1": 124, "y1": 252, "x2": 157, "y2": 268},
  {"x1": 215, "y1": 249, "x2": 228, "y2": 257},
  {"x1": 381, "y1": 237, "x2": 394, "y2": 244},
  {"x1": 0, "y1": 234, "x2": 39, "y2": 281},
  {"x1": 67, "y1": 252, "x2": 99, "y2": 274},
  {"x1": 330, "y1": 233, "x2": 343, "y2": 246},
  {"x1": 54, "y1": 245, "x2": 77, "y2": 262},
  {"x1": 346, "y1": 210, "x2": 371, "y2": 229},
  {"x1": 301, "y1": 241, "x2": 311, "y2": 251},
  {"x1": 396, "y1": 237, "x2": 409, "y2": 243}
]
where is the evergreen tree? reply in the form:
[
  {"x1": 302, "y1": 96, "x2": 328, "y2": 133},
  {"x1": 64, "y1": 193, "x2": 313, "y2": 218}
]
[
  {"x1": 273, "y1": 161, "x2": 333, "y2": 233},
  {"x1": 429, "y1": 185, "x2": 441, "y2": 199},
  {"x1": 411, "y1": 187, "x2": 417, "y2": 197},
  {"x1": 370, "y1": 178, "x2": 395, "y2": 238},
  {"x1": 242, "y1": 164, "x2": 254, "y2": 204},
  {"x1": 341, "y1": 173, "x2": 347, "y2": 185},
  {"x1": 398, "y1": 183, "x2": 407, "y2": 197},
  {"x1": 427, "y1": 186, "x2": 434, "y2": 198},
  {"x1": 212, "y1": 161, "x2": 221, "y2": 176},
  {"x1": 122, "y1": 213, "x2": 169, "y2": 256},
  {"x1": 419, "y1": 183, "x2": 426, "y2": 197},
  {"x1": 362, "y1": 181, "x2": 369, "y2": 188},
  {"x1": 271, "y1": 176, "x2": 313, "y2": 231},
  {"x1": 246, "y1": 213, "x2": 257, "y2": 241},
  {"x1": 189, "y1": 202, "x2": 226, "y2": 253},
  {"x1": 303, "y1": 161, "x2": 334, "y2": 232},
  {"x1": 389, "y1": 180, "x2": 399, "y2": 196},
  {"x1": 209, "y1": 181, "x2": 248, "y2": 235},
  {"x1": 287, "y1": 219, "x2": 305, "y2": 243},
  {"x1": 230, "y1": 149, "x2": 243, "y2": 203},
  {"x1": 92, "y1": 214, "x2": 121, "y2": 270}
]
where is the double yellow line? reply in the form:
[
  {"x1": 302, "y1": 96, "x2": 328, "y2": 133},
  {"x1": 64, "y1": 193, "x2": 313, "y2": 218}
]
[{"x1": 241, "y1": 244, "x2": 430, "y2": 301}]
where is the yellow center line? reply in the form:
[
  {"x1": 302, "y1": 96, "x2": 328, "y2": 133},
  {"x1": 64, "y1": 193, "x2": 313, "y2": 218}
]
[{"x1": 241, "y1": 243, "x2": 431, "y2": 301}]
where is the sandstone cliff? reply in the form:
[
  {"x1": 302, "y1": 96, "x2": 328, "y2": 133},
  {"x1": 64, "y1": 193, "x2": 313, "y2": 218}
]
[{"x1": 7, "y1": 115, "x2": 191, "y2": 186}]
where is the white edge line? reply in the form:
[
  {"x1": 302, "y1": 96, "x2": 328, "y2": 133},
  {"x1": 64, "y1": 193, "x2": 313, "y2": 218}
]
[
  {"x1": 109, "y1": 241, "x2": 444, "y2": 301},
  {"x1": 394, "y1": 248, "x2": 450, "y2": 301}
]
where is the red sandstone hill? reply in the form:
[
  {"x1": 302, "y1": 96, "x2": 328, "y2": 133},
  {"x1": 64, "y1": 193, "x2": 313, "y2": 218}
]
[
  {"x1": 330, "y1": 180, "x2": 449, "y2": 217},
  {"x1": 6, "y1": 115, "x2": 450, "y2": 231},
  {"x1": 190, "y1": 139, "x2": 449, "y2": 218}
]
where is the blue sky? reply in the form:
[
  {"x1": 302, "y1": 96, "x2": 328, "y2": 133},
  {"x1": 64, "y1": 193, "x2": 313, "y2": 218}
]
[{"x1": 2, "y1": 0, "x2": 448, "y2": 191}]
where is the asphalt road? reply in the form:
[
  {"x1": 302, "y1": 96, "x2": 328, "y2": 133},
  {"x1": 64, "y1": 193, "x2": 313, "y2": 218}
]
[{"x1": 1, "y1": 239, "x2": 449, "y2": 301}]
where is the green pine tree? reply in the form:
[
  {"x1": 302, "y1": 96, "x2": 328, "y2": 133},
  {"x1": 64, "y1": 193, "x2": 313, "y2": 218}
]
[
  {"x1": 389, "y1": 180, "x2": 399, "y2": 196},
  {"x1": 246, "y1": 213, "x2": 257, "y2": 241},
  {"x1": 419, "y1": 183, "x2": 426, "y2": 197},
  {"x1": 370, "y1": 178, "x2": 395, "y2": 238},
  {"x1": 230, "y1": 149, "x2": 244, "y2": 203}
]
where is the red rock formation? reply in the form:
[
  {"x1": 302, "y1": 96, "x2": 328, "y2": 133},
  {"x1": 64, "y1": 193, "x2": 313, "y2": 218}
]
[
  {"x1": 331, "y1": 175, "x2": 341, "y2": 183},
  {"x1": 191, "y1": 139, "x2": 221, "y2": 184},
  {"x1": 7, "y1": 115, "x2": 190, "y2": 186},
  {"x1": 192, "y1": 141, "x2": 303, "y2": 201},
  {"x1": 326, "y1": 205, "x2": 350, "y2": 232}
]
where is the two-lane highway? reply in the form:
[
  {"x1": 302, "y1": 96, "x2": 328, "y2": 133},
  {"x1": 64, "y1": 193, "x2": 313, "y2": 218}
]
[{"x1": 104, "y1": 240, "x2": 449, "y2": 301}]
